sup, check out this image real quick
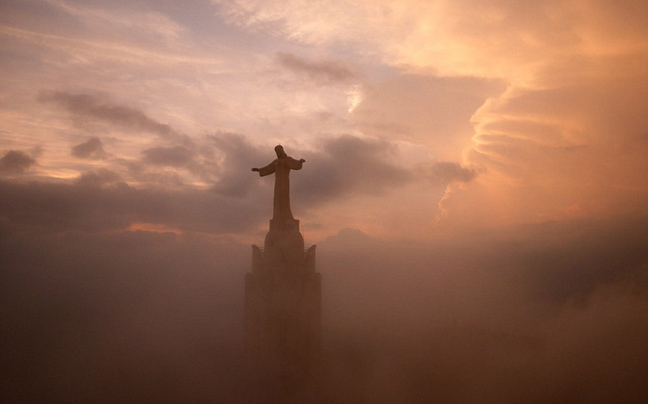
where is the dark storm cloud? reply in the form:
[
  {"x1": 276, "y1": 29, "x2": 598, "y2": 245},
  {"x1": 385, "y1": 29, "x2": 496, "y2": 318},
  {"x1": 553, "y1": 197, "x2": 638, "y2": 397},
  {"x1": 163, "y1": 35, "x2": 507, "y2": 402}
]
[
  {"x1": 275, "y1": 51, "x2": 357, "y2": 84},
  {"x1": 71, "y1": 137, "x2": 107, "y2": 159},
  {"x1": 427, "y1": 161, "x2": 479, "y2": 185},
  {"x1": 0, "y1": 150, "x2": 36, "y2": 173},
  {"x1": 38, "y1": 91, "x2": 187, "y2": 141},
  {"x1": 293, "y1": 135, "x2": 413, "y2": 205}
]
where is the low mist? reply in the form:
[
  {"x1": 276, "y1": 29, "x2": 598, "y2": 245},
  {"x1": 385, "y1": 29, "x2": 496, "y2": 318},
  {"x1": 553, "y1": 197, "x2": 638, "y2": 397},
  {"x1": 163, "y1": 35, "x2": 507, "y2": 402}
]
[{"x1": 2, "y1": 210, "x2": 647, "y2": 403}]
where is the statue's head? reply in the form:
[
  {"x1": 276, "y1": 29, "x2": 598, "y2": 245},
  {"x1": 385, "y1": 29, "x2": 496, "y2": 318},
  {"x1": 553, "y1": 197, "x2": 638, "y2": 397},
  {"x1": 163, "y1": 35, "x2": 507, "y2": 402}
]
[{"x1": 274, "y1": 145, "x2": 287, "y2": 158}]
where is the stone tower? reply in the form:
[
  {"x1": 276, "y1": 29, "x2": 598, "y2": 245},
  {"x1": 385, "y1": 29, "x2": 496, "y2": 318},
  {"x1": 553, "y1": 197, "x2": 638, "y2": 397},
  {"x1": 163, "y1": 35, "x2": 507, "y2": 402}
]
[{"x1": 245, "y1": 145, "x2": 322, "y2": 381}]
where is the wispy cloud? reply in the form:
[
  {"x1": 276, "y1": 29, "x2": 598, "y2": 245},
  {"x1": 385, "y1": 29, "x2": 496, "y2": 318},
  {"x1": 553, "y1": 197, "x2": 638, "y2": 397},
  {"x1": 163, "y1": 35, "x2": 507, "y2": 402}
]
[
  {"x1": 142, "y1": 146, "x2": 195, "y2": 167},
  {"x1": 75, "y1": 168, "x2": 122, "y2": 188},
  {"x1": 427, "y1": 161, "x2": 479, "y2": 185},
  {"x1": 38, "y1": 91, "x2": 188, "y2": 142},
  {"x1": 71, "y1": 137, "x2": 107, "y2": 160},
  {"x1": 275, "y1": 51, "x2": 357, "y2": 84}
]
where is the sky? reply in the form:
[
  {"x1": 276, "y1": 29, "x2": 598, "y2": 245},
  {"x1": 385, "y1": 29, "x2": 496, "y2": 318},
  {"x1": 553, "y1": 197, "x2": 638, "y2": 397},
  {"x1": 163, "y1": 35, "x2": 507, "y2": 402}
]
[{"x1": 1, "y1": 0, "x2": 648, "y2": 402}]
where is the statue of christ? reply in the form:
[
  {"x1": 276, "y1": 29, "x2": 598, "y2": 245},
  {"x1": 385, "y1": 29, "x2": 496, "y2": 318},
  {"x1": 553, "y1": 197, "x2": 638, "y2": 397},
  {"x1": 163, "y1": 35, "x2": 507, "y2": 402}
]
[{"x1": 252, "y1": 145, "x2": 305, "y2": 220}]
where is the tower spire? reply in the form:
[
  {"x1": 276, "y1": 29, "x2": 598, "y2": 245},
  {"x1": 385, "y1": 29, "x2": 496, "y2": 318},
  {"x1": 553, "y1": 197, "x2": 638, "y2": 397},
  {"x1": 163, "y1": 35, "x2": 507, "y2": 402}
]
[{"x1": 245, "y1": 145, "x2": 321, "y2": 385}]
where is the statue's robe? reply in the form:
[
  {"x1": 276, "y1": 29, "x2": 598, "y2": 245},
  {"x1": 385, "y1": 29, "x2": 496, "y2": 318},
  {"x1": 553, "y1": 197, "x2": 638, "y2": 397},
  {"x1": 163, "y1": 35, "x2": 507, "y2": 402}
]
[{"x1": 257, "y1": 156, "x2": 303, "y2": 220}]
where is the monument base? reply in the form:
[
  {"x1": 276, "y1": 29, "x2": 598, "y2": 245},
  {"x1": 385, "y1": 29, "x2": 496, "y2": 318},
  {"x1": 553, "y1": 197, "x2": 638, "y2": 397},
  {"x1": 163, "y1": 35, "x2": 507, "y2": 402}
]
[
  {"x1": 264, "y1": 218, "x2": 304, "y2": 267},
  {"x1": 245, "y1": 234, "x2": 321, "y2": 387}
]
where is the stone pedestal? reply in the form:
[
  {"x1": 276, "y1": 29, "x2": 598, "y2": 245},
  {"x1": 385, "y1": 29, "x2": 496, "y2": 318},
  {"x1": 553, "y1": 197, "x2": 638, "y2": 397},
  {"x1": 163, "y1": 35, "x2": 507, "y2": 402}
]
[{"x1": 263, "y1": 219, "x2": 305, "y2": 269}]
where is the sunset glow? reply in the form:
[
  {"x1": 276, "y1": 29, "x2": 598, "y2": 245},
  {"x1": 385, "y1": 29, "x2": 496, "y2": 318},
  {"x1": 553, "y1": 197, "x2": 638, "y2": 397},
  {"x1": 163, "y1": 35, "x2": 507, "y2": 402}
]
[
  {"x1": 2, "y1": 0, "x2": 647, "y2": 237},
  {"x1": 2, "y1": 0, "x2": 648, "y2": 402}
]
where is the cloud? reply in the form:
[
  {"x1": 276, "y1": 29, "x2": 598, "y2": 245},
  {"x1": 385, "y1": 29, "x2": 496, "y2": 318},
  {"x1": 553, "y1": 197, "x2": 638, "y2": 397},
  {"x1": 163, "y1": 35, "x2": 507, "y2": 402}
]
[
  {"x1": 275, "y1": 51, "x2": 357, "y2": 84},
  {"x1": 75, "y1": 168, "x2": 123, "y2": 188},
  {"x1": 214, "y1": 0, "x2": 409, "y2": 53},
  {"x1": 71, "y1": 137, "x2": 107, "y2": 159},
  {"x1": 322, "y1": 227, "x2": 377, "y2": 250},
  {"x1": 210, "y1": 133, "x2": 269, "y2": 198},
  {"x1": 445, "y1": 71, "x2": 648, "y2": 225},
  {"x1": 0, "y1": 224, "x2": 248, "y2": 403},
  {"x1": 38, "y1": 91, "x2": 186, "y2": 141},
  {"x1": 207, "y1": 133, "x2": 413, "y2": 209},
  {"x1": 216, "y1": 0, "x2": 648, "y2": 79},
  {"x1": 142, "y1": 146, "x2": 195, "y2": 167},
  {"x1": 351, "y1": 74, "x2": 505, "y2": 159},
  {"x1": 0, "y1": 179, "x2": 265, "y2": 234},
  {"x1": 0, "y1": 150, "x2": 36, "y2": 173},
  {"x1": 427, "y1": 161, "x2": 479, "y2": 185},
  {"x1": 2, "y1": 1, "x2": 647, "y2": 400},
  {"x1": 215, "y1": 0, "x2": 648, "y2": 228},
  {"x1": 2, "y1": 173, "x2": 647, "y2": 403},
  {"x1": 292, "y1": 135, "x2": 413, "y2": 205},
  {"x1": 316, "y1": 215, "x2": 648, "y2": 404}
]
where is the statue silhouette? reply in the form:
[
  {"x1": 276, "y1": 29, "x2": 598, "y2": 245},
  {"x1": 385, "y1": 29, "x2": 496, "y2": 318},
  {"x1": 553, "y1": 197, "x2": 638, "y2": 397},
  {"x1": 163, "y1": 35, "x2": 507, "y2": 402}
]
[
  {"x1": 246, "y1": 144, "x2": 320, "y2": 389},
  {"x1": 252, "y1": 145, "x2": 305, "y2": 220}
]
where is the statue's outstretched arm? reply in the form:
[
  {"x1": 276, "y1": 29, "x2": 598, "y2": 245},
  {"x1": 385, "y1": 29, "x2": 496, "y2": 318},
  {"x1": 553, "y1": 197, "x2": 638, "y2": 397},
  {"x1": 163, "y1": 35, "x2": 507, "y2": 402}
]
[
  {"x1": 253, "y1": 160, "x2": 277, "y2": 177},
  {"x1": 286, "y1": 157, "x2": 305, "y2": 170}
]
